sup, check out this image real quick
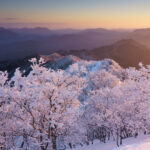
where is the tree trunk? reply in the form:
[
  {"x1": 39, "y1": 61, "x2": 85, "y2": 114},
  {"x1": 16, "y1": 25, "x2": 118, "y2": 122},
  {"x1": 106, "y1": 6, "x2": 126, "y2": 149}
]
[
  {"x1": 69, "y1": 143, "x2": 72, "y2": 149},
  {"x1": 120, "y1": 128, "x2": 122, "y2": 145},
  {"x1": 116, "y1": 131, "x2": 119, "y2": 147},
  {"x1": 52, "y1": 136, "x2": 57, "y2": 150},
  {"x1": 40, "y1": 135, "x2": 46, "y2": 150}
]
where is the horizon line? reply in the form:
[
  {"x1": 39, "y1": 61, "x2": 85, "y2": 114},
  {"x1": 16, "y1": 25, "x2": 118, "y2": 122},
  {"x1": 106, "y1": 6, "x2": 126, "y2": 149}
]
[{"x1": 0, "y1": 25, "x2": 148, "y2": 31}]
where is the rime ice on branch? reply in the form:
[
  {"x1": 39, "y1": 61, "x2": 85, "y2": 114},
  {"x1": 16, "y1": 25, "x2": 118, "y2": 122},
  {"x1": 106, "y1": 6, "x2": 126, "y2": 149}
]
[{"x1": 0, "y1": 59, "x2": 150, "y2": 149}]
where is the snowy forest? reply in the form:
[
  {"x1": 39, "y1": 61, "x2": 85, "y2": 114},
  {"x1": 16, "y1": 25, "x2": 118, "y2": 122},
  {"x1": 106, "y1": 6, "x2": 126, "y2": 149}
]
[{"x1": 0, "y1": 58, "x2": 150, "y2": 150}]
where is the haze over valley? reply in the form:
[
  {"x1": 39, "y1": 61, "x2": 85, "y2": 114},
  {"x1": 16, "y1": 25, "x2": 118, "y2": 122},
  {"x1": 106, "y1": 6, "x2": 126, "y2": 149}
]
[{"x1": 1, "y1": 27, "x2": 150, "y2": 73}]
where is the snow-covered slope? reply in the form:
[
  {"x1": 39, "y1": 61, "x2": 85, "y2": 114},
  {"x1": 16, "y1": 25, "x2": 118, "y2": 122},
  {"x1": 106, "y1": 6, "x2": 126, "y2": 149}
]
[
  {"x1": 40, "y1": 53, "x2": 63, "y2": 62},
  {"x1": 43, "y1": 54, "x2": 81, "y2": 70},
  {"x1": 66, "y1": 58, "x2": 122, "y2": 76},
  {"x1": 71, "y1": 134, "x2": 150, "y2": 150}
]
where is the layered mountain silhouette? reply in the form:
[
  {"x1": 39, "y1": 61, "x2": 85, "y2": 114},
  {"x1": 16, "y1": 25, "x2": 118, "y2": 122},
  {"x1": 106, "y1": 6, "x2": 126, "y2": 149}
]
[
  {"x1": 91, "y1": 39, "x2": 150, "y2": 68},
  {"x1": 1, "y1": 39, "x2": 150, "y2": 74},
  {"x1": 59, "y1": 39, "x2": 150, "y2": 68},
  {"x1": 11, "y1": 27, "x2": 54, "y2": 36},
  {"x1": 0, "y1": 27, "x2": 19, "y2": 44},
  {"x1": 1, "y1": 27, "x2": 150, "y2": 72},
  {"x1": 0, "y1": 53, "x2": 81, "y2": 78},
  {"x1": 0, "y1": 27, "x2": 129, "y2": 61},
  {"x1": 11, "y1": 27, "x2": 81, "y2": 36},
  {"x1": 129, "y1": 28, "x2": 150, "y2": 48}
]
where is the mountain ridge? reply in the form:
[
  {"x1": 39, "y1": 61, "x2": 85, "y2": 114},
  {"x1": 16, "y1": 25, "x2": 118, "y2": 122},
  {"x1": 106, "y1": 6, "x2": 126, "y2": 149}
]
[{"x1": 58, "y1": 39, "x2": 150, "y2": 68}]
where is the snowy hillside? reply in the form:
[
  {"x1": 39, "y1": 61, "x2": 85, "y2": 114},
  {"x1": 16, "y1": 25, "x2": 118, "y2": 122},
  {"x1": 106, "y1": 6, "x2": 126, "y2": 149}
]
[
  {"x1": 71, "y1": 135, "x2": 150, "y2": 150},
  {"x1": 0, "y1": 58, "x2": 150, "y2": 150}
]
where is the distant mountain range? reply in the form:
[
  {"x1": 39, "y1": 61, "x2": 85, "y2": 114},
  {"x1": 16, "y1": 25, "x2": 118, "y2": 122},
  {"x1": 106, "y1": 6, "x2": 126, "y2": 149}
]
[
  {"x1": 1, "y1": 27, "x2": 150, "y2": 72},
  {"x1": 11, "y1": 27, "x2": 81, "y2": 36},
  {"x1": 58, "y1": 39, "x2": 150, "y2": 68},
  {"x1": 0, "y1": 27, "x2": 129, "y2": 60},
  {"x1": 129, "y1": 28, "x2": 150, "y2": 48},
  {"x1": 88, "y1": 39, "x2": 150, "y2": 68},
  {"x1": 0, "y1": 27, "x2": 19, "y2": 44},
  {"x1": 1, "y1": 39, "x2": 150, "y2": 78}
]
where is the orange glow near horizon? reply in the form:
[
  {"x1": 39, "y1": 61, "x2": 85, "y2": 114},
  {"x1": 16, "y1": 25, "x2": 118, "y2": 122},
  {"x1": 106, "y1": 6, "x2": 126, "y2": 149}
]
[{"x1": 1, "y1": 0, "x2": 150, "y2": 29}]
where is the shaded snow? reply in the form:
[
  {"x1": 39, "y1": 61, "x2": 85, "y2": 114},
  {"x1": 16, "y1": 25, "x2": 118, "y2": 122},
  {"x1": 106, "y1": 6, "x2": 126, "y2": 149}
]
[
  {"x1": 70, "y1": 135, "x2": 150, "y2": 150},
  {"x1": 66, "y1": 59, "x2": 122, "y2": 79}
]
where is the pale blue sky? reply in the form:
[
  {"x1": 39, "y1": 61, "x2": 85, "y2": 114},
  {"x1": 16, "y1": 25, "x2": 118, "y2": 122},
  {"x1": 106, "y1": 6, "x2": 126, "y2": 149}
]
[{"x1": 0, "y1": 0, "x2": 150, "y2": 29}]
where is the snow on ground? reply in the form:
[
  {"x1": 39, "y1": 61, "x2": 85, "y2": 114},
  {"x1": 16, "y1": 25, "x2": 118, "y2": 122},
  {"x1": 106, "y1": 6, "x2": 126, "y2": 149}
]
[{"x1": 70, "y1": 135, "x2": 150, "y2": 150}]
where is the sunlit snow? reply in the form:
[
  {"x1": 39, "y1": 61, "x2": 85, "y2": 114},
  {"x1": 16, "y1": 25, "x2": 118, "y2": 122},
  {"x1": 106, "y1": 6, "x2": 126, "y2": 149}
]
[{"x1": 71, "y1": 135, "x2": 150, "y2": 150}]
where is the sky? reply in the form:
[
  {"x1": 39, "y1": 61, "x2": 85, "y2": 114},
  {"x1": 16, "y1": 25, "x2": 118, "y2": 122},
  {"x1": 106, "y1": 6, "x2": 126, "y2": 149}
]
[{"x1": 1, "y1": 0, "x2": 150, "y2": 29}]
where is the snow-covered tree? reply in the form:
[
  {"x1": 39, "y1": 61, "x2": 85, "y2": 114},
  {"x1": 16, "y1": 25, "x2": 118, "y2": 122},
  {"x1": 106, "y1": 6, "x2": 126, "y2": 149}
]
[
  {"x1": 83, "y1": 63, "x2": 150, "y2": 146},
  {"x1": 0, "y1": 59, "x2": 87, "y2": 150},
  {"x1": 0, "y1": 58, "x2": 150, "y2": 149}
]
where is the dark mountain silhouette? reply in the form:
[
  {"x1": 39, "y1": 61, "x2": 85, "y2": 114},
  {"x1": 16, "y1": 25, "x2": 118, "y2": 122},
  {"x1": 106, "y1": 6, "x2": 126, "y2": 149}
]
[
  {"x1": 1, "y1": 38, "x2": 150, "y2": 78},
  {"x1": 0, "y1": 27, "x2": 20, "y2": 44},
  {"x1": 0, "y1": 54, "x2": 38, "y2": 78},
  {"x1": 11, "y1": 27, "x2": 54, "y2": 36},
  {"x1": 59, "y1": 39, "x2": 150, "y2": 68},
  {"x1": 0, "y1": 27, "x2": 18, "y2": 38},
  {"x1": 129, "y1": 28, "x2": 150, "y2": 48},
  {"x1": 91, "y1": 39, "x2": 150, "y2": 68},
  {"x1": 36, "y1": 28, "x2": 128, "y2": 51},
  {"x1": 11, "y1": 27, "x2": 81, "y2": 36},
  {"x1": 0, "y1": 28, "x2": 129, "y2": 61},
  {"x1": 1, "y1": 27, "x2": 150, "y2": 68},
  {"x1": 0, "y1": 53, "x2": 81, "y2": 78},
  {"x1": 1, "y1": 39, "x2": 150, "y2": 72},
  {"x1": 0, "y1": 40, "x2": 38, "y2": 61}
]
